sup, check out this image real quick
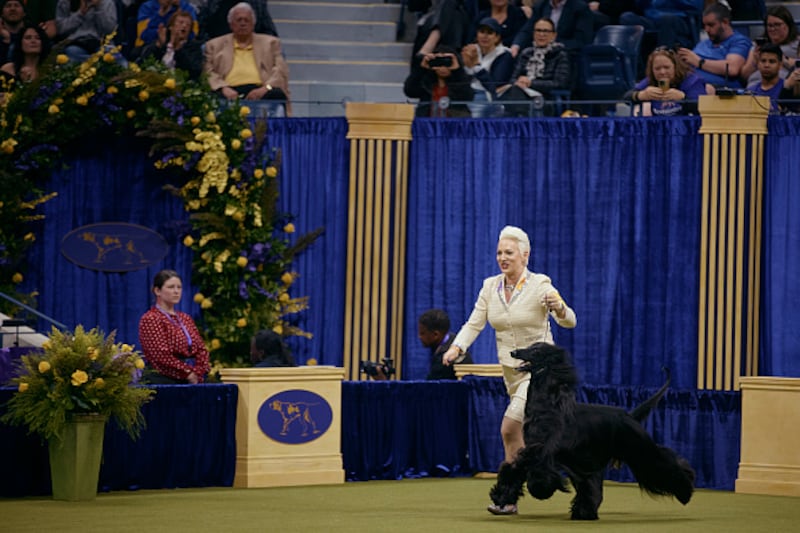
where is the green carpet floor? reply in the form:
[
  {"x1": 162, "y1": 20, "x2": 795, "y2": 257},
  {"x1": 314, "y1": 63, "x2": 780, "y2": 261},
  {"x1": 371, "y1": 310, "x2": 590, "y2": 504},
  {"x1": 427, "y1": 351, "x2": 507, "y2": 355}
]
[{"x1": 2, "y1": 478, "x2": 799, "y2": 532}]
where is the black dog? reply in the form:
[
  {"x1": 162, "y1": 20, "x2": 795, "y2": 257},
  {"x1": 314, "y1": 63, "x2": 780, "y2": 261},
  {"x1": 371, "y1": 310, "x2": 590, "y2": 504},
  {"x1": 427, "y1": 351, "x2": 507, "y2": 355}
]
[{"x1": 489, "y1": 342, "x2": 695, "y2": 520}]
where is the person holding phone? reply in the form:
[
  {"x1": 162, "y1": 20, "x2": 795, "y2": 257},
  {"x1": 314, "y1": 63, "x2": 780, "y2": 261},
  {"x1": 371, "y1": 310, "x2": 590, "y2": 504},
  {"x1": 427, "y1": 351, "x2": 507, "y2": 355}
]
[
  {"x1": 740, "y1": 6, "x2": 799, "y2": 87},
  {"x1": 403, "y1": 44, "x2": 473, "y2": 117},
  {"x1": 626, "y1": 46, "x2": 709, "y2": 116}
]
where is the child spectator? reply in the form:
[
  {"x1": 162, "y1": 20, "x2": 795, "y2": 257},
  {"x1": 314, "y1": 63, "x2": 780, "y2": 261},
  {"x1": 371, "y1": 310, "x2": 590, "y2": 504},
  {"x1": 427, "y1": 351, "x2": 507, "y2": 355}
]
[{"x1": 747, "y1": 42, "x2": 783, "y2": 112}]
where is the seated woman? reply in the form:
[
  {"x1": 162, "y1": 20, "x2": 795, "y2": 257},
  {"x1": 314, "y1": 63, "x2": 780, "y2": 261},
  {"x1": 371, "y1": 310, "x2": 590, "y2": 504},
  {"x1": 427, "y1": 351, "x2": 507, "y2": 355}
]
[
  {"x1": 138, "y1": 269, "x2": 211, "y2": 384},
  {"x1": 626, "y1": 47, "x2": 710, "y2": 117},
  {"x1": 462, "y1": 17, "x2": 514, "y2": 117},
  {"x1": 1, "y1": 24, "x2": 52, "y2": 89},
  {"x1": 138, "y1": 9, "x2": 203, "y2": 80},
  {"x1": 250, "y1": 330, "x2": 296, "y2": 368},
  {"x1": 498, "y1": 17, "x2": 570, "y2": 117},
  {"x1": 403, "y1": 44, "x2": 473, "y2": 117}
]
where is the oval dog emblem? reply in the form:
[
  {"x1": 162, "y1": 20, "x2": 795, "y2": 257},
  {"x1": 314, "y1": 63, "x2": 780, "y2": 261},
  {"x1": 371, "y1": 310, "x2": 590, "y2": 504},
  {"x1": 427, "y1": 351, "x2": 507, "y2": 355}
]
[
  {"x1": 258, "y1": 389, "x2": 333, "y2": 444},
  {"x1": 61, "y1": 223, "x2": 169, "y2": 272}
]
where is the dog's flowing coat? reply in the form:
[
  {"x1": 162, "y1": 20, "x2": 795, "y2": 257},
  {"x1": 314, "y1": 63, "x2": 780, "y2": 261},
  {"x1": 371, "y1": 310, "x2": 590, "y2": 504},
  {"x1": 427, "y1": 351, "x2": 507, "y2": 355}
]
[{"x1": 489, "y1": 342, "x2": 695, "y2": 520}]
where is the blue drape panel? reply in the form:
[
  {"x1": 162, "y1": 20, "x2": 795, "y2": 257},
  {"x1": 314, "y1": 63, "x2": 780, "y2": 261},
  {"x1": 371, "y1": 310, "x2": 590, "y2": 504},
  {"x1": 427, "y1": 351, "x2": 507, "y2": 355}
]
[
  {"x1": 463, "y1": 376, "x2": 741, "y2": 490},
  {"x1": 404, "y1": 118, "x2": 704, "y2": 387},
  {"x1": 25, "y1": 138, "x2": 197, "y2": 347},
  {"x1": 265, "y1": 118, "x2": 350, "y2": 364},
  {"x1": 341, "y1": 380, "x2": 471, "y2": 481},
  {"x1": 761, "y1": 117, "x2": 800, "y2": 377},
  {"x1": 0, "y1": 384, "x2": 237, "y2": 497}
]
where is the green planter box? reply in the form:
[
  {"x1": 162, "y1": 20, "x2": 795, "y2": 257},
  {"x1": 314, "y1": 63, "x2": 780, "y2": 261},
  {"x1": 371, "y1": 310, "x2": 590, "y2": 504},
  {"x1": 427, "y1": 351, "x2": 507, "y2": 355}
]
[{"x1": 48, "y1": 415, "x2": 106, "y2": 501}]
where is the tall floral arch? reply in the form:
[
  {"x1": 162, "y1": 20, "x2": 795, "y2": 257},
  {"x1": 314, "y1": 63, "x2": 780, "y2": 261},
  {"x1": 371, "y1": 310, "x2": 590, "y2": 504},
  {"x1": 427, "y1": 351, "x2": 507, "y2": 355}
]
[{"x1": 0, "y1": 43, "x2": 320, "y2": 367}]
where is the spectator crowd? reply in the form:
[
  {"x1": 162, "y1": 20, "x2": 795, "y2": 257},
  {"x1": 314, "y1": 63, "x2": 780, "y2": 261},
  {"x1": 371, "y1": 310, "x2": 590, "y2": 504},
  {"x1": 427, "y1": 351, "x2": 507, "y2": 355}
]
[
  {"x1": 2, "y1": 0, "x2": 799, "y2": 116},
  {"x1": 0, "y1": 0, "x2": 289, "y2": 114},
  {"x1": 403, "y1": 0, "x2": 800, "y2": 116}
]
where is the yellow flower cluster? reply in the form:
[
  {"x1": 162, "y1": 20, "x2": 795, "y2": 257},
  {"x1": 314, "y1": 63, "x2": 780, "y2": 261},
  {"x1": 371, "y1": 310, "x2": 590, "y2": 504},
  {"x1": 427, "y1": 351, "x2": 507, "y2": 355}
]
[{"x1": 185, "y1": 128, "x2": 230, "y2": 198}]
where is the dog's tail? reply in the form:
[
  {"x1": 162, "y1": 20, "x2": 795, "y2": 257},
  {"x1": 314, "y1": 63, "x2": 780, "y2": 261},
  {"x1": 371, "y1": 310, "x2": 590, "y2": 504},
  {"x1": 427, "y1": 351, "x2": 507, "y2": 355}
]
[{"x1": 629, "y1": 367, "x2": 670, "y2": 423}]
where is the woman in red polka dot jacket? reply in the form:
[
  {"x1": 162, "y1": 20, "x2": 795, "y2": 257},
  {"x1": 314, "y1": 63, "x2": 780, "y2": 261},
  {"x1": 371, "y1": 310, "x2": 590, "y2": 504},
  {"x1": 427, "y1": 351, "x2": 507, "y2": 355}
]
[{"x1": 137, "y1": 269, "x2": 211, "y2": 384}]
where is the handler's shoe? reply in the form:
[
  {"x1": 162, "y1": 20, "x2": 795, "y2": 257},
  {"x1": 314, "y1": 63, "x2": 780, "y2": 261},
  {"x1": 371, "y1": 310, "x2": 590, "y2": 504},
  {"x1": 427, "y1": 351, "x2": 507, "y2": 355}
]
[{"x1": 487, "y1": 504, "x2": 518, "y2": 515}]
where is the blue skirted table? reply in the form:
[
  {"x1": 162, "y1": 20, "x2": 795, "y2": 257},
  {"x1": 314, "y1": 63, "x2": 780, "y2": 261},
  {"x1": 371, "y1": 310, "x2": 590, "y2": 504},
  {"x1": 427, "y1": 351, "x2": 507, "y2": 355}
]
[{"x1": 0, "y1": 377, "x2": 741, "y2": 497}]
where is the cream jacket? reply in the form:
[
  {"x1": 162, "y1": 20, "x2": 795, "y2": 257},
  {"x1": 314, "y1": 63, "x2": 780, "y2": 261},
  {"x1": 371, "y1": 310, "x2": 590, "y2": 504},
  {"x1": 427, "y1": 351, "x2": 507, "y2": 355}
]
[{"x1": 452, "y1": 269, "x2": 576, "y2": 367}]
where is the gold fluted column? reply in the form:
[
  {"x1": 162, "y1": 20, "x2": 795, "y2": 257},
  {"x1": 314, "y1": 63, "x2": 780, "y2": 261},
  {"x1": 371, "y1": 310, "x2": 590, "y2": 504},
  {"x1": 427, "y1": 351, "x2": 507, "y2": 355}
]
[
  {"x1": 697, "y1": 95, "x2": 769, "y2": 390},
  {"x1": 343, "y1": 103, "x2": 415, "y2": 380}
]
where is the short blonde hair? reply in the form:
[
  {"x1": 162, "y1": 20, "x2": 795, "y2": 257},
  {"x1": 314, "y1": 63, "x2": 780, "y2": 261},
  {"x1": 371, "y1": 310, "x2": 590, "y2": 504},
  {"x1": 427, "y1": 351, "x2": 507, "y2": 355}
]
[{"x1": 498, "y1": 225, "x2": 530, "y2": 255}]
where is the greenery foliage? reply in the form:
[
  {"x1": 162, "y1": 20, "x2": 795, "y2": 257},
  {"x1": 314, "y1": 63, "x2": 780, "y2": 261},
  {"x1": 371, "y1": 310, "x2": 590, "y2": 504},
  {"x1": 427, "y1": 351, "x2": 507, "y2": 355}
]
[
  {"x1": 1, "y1": 325, "x2": 155, "y2": 442},
  {"x1": 0, "y1": 38, "x2": 320, "y2": 366}
]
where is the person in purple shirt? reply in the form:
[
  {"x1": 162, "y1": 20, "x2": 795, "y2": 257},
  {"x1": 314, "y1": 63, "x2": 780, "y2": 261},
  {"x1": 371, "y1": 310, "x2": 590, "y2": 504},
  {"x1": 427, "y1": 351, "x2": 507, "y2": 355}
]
[
  {"x1": 626, "y1": 46, "x2": 709, "y2": 116},
  {"x1": 676, "y1": 3, "x2": 751, "y2": 88},
  {"x1": 747, "y1": 42, "x2": 783, "y2": 112}
]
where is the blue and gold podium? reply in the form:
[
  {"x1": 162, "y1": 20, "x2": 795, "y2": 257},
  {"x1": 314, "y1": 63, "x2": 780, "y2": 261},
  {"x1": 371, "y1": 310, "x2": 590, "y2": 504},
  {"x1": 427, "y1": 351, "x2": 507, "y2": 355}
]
[{"x1": 220, "y1": 367, "x2": 345, "y2": 488}]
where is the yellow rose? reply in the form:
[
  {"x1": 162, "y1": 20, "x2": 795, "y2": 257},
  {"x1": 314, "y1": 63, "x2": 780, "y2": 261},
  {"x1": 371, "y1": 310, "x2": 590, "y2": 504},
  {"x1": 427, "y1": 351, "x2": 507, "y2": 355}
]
[
  {"x1": 283, "y1": 223, "x2": 295, "y2": 234},
  {"x1": 23, "y1": 232, "x2": 35, "y2": 241},
  {"x1": 231, "y1": 139, "x2": 242, "y2": 150},
  {"x1": 87, "y1": 347, "x2": 98, "y2": 360},
  {"x1": 71, "y1": 370, "x2": 89, "y2": 386},
  {"x1": 107, "y1": 86, "x2": 119, "y2": 94},
  {"x1": 236, "y1": 318, "x2": 247, "y2": 328},
  {"x1": 236, "y1": 256, "x2": 248, "y2": 268},
  {"x1": 103, "y1": 52, "x2": 115, "y2": 63},
  {"x1": 281, "y1": 272, "x2": 293, "y2": 285},
  {"x1": 206, "y1": 111, "x2": 216, "y2": 123},
  {"x1": 210, "y1": 339, "x2": 221, "y2": 350},
  {"x1": 94, "y1": 377, "x2": 105, "y2": 388},
  {"x1": 266, "y1": 166, "x2": 278, "y2": 178},
  {"x1": 76, "y1": 95, "x2": 88, "y2": 106},
  {"x1": 272, "y1": 324, "x2": 283, "y2": 335},
  {"x1": 190, "y1": 116, "x2": 201, "y2": 126},
  {"x1": 126, "y1": 110, "x2": 136, "y2": 119},
  {"x1": 183, "y1": 235, "x2": 195, "y2": 247},
  {"x1": 164, "y1": 78, "x2": 176, "y2": 89},
  {"x1": 240, "y1": 106, "x2": 251, "y2": 117},
  {"x1": 54, "y1": 98, "x2": 63, "y2": 105},
  {"x1": 240, "y1": 128, "x2": 253, "y2": 139},
  {"x1": 56, "y1": 54, "x2": 69, "y2": 64},
  {"x1": 138, "y1": 90, "x2": 149, "y2": 101},
  {"x1": 1, "y1": 139, "x2": 15, "y2": 154},
  {"x1": 232, "y1": 211, "x2": 245, "y2": 222},
  {"x1": 48, "y1": 104, "x2": 60, "y2": 114},
  {"x1": 193, "y1": 293, "x2": 205, "y2": 304},
  {"x1": 42, "y1": 340, "x2": 51, "y2": 350},
  {"x1": 253, "y1": 168, "x2": 264, "y2": 179},
  {"x1": 38, "y1": 361, "x2": 51, "y2": 373},
  {"x1": 279, "y1": 292, "x2": 290, "y2": 303},
  {"x1": 134, "y1": 358, "x2": 145, "y2": 369},
  {"x1": 201, "y1": 298, "x2": 213, "y2": 309},
  {"x1": 121, "y1": 343, "x2": 134, "y2": 353},
  {"x1": 306, "y1": 358, "x2": 318, "y2": 366},
  {"x1": 11, "y1": 272, "x2": 23, "y2": 284},
  {"x1": 18, "y1": 382, "x2": 29, "y2": 392}
]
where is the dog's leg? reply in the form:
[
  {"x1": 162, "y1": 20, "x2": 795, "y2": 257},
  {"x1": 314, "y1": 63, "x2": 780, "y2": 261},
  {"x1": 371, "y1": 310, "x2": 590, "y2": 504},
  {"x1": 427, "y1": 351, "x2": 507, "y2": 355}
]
[
  {"x1": 569, "y1": 472, "x2": 603, "y2": 520},
  {"x1": 489, "y1": 460, "x2": 526, "y2": 507}
]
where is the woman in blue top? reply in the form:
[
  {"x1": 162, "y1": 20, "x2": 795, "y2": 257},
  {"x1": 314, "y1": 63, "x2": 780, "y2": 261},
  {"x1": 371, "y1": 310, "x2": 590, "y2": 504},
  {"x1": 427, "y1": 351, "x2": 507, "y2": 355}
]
[{"x1": 627, "y1": 47, "x2": 710, "y2": 116}]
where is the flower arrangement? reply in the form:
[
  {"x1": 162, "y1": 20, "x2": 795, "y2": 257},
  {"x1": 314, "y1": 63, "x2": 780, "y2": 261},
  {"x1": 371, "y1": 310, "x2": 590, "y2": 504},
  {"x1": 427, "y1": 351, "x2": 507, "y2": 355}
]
[
  {"x1": 0, "y1": 37, "x2": 321, "y2": 366},
  {"x1": 1, "y1": 325, "x2": 156, "y2": 442}
]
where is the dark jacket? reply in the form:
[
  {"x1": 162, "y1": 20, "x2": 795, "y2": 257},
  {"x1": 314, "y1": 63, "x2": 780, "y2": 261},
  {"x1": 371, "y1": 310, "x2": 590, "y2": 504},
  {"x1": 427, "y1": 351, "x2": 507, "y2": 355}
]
[
  {"x1": 139, "y1": 39, "x2": 204, "y2": 80},
  {"x1": 510, "y1": 43, "x2": 571, "y2": 96},
  {"x1": 404, "y1": 56, "x2": 474, "y2": 117},
  {"x1": 426, "y1": 332, "x2": 473, "y2": 380},
  {"x1": 513, "y1": 0, "x2": 594, "y2": 52}
]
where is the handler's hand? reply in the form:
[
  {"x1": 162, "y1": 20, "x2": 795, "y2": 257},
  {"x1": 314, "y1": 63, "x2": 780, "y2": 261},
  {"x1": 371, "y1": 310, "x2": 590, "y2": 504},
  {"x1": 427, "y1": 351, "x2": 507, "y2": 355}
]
[{"x1": 442, "y1": 345, "x2": 461, "y2": 366}]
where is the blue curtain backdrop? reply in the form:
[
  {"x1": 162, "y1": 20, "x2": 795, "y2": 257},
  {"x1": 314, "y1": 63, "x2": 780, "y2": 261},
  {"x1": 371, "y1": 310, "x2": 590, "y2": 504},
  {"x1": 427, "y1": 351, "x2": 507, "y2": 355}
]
[
  {"x1": 19, "y1": 116, "x2": 799, "y2": 384},
  {"x1": 760, "y1": 117, "x2": 800, "y2": 377},
  {"x1": 404, "y1": 117, "x2": 705, "y2": 388}
]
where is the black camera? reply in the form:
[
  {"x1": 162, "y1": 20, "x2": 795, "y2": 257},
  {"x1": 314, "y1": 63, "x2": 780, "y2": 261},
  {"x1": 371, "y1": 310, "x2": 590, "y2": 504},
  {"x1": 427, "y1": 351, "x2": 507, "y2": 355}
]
[
  {"x1": 428, "y1": 56, "x2": 453, "y2": 68},
  {"x1": 755, "y1": 37, "x2": 768, "y2": 47},
  {"x1": 360, "y1": 358, "x2": 396, "y2": 380}
]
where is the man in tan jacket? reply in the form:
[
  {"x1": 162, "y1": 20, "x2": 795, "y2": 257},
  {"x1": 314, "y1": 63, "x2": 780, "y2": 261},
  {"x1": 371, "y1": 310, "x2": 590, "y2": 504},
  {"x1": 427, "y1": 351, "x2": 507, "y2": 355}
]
[{"x1": 203, "y1": 1, "x2": 290, "y2": 113}]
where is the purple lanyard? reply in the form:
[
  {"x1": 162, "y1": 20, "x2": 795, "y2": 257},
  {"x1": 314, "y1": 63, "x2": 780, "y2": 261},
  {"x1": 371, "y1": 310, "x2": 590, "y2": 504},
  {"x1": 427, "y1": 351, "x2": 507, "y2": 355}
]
[{"x1": 156, "y1": 305, "x2": 193, "y2": 349}]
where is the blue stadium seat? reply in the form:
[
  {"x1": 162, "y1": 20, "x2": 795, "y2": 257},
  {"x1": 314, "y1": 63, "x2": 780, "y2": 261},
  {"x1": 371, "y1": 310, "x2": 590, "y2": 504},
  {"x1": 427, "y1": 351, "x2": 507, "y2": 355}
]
[{"x1": 576, "y1": 25, "x2": 644, "y2": 101}]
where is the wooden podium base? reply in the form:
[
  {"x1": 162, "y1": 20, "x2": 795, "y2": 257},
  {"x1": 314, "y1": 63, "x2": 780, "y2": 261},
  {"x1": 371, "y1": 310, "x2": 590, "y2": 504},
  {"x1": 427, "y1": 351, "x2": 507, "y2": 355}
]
[
  {"x1": 736, "y1": 377, "x2": 800, "y2": 497},
  {"x1": 221, "y1": 366, "x2": 345, "y2": 488}
]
